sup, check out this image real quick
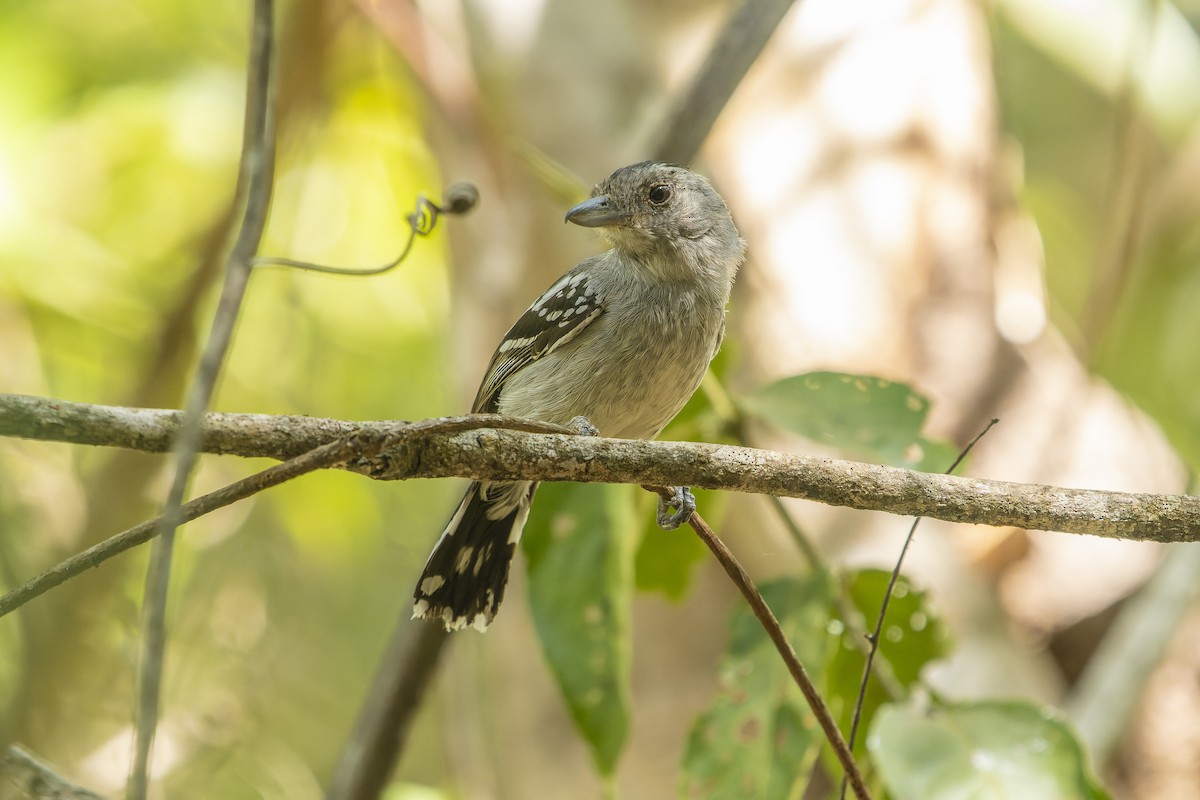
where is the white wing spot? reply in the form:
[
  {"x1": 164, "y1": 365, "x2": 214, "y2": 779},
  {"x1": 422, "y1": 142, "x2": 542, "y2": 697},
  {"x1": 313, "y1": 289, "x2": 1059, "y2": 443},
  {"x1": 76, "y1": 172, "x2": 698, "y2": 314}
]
[
  {"x1": 499, "y1": 335, "x2": 536, "y2": 353},
  {"x1": 419, "y1": 575, "x2": 445, "y2": 594},
  {"x1": 547, "y1": 309, "x2": 562, "y2": 321},
  {"x1": 533, "y1": 275, "x2": 573, "y2": 310},
  {"x1": 547, "y1": 308, "x2": 601, "y2": 342}
]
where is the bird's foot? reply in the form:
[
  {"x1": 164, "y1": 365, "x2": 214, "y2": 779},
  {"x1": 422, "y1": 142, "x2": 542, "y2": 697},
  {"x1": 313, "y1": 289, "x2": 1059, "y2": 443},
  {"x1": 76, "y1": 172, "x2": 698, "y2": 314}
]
[
  {"x1": 657, "y1": 486, "x2": 695, "y2": 530},
  {"x1": 568, "y1": 415, "x2": 600, "y2": 437}
]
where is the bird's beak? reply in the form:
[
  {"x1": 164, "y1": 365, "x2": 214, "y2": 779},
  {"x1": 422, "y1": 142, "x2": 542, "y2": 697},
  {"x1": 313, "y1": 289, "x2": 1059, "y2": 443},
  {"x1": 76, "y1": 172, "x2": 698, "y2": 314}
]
[{"x1": 564, "y1": 195, "x2": 631, "y2": 227}]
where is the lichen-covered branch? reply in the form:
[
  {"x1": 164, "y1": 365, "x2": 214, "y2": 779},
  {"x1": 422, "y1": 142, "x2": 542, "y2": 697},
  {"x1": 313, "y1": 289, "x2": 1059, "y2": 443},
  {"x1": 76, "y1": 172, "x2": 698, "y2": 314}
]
[{"x1": 2, "y1": 393, "x2": 1197, "y2": 541}]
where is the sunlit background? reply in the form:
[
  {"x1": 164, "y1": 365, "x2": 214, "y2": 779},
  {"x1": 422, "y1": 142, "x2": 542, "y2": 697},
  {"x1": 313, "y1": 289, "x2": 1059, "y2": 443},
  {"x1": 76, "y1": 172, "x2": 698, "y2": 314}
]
[{"x1": 2, "y1": 0, "x2": 1199, "y2": 798}]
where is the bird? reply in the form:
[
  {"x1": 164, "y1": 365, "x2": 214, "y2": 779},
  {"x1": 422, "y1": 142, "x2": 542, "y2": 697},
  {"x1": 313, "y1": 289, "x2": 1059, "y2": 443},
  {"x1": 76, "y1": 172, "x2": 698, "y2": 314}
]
[{"x1": 412, "y1": 161, "x2": 745, "y2": 632}]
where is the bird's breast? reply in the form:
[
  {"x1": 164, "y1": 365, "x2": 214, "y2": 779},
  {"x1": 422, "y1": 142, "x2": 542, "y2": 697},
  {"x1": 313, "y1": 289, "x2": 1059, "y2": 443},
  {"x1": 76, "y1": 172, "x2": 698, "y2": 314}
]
[{"x1": 497, "y1": 291, "x2": 724, "y2": 440}]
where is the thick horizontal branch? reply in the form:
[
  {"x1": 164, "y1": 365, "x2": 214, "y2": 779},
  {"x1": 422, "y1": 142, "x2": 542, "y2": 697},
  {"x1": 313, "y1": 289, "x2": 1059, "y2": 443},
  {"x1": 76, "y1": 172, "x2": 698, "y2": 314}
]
[{"x1": 2, "y1": 394, "x2": 1197, "y2": 541}]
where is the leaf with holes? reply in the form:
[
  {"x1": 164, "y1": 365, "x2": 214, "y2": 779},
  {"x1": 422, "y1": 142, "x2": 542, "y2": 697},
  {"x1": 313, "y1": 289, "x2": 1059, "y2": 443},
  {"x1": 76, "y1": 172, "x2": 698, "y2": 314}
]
[
  {"x1": 681, "y1": 576, "x2": 837, "y2": 799},
  {"x1": 742, "y1": 371, "x2": 959, "y2": 471},
  {"x1": 825, "y1": 569, "x2": 950, "y2": 762}
]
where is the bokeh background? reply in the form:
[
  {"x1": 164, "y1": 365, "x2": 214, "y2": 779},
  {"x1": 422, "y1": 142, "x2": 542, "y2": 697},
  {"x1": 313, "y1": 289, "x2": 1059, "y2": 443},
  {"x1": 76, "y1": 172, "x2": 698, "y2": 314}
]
[{"x1": 2, "y1": 0, "x2": 1200, "y2": 797}]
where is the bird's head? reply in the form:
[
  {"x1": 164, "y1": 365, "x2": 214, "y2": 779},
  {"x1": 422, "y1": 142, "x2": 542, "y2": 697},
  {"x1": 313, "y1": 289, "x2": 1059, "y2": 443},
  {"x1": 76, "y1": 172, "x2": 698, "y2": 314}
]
[{"x1": 565, "y1": 161, "x2": 744, "y2": 286}]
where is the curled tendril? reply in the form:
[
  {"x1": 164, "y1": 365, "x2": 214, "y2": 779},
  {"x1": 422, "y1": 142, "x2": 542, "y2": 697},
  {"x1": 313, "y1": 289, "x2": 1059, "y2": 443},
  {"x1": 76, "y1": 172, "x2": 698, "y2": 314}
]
[
  {"x1": 253, "y1": 181, "x2": 479, "y2": 276},
  {"x1": 406, "y1": 196, "x2": 438, "y2": 238}
]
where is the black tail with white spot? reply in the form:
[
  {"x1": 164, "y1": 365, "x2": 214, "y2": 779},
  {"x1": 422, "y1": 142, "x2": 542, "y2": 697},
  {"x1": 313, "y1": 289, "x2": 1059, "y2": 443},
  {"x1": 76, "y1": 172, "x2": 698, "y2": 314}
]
[{"x1": 412, "y1": 480, "x2": 536, "y2": 632}]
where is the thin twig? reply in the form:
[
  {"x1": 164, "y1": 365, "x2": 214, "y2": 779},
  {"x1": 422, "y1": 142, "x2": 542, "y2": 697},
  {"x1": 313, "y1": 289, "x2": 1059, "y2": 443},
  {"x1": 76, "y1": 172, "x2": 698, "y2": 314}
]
[
  {"x1": 653, "y1": 491, "x2": 870, "y2": 800},
  {"x1": 326, "y1": 620, "x2": 450, "y2": 800},
  {"x1": 4, "y1": 744, "x2": 108, "y2": 800},
  {"x1": 0, "y1": 436, "x2": 357, "y2": 619},
  {"x1": 763, "y1": 495, "x2": 905, "y2": 702},
  {"x1": 839, "y1": 419, "x2": 998, "y2": 799},
  {"x1": 128, "y1": 2, "x2": 276, "y2": 796}
]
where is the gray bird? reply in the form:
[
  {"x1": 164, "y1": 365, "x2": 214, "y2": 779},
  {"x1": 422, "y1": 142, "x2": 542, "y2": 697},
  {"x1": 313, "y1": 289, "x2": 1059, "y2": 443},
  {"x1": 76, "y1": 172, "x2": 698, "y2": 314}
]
[{"x1": 413, "y1": 161, "x2": 745, "y2": 631}]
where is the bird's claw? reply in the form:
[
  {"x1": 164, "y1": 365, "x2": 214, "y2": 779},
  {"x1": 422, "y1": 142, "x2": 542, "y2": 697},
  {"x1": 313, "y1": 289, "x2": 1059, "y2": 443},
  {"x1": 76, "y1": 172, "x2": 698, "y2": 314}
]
[
  {"x1": 656, "y1": 486, "x2": 695, "y2": 530},
  {"x1": 568, "y1": 415, "x2": 600, "y2": 437}
]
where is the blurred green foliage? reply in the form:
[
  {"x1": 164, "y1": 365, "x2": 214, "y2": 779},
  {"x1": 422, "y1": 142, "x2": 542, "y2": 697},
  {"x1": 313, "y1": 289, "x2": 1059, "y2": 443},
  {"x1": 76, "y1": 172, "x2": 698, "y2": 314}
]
[
  {"x1": 0, "y1": 1, "x2": 454, "y2": 797},
  {"x1": 995, "y1": 5, "x2": 1200, "y2": 470}
]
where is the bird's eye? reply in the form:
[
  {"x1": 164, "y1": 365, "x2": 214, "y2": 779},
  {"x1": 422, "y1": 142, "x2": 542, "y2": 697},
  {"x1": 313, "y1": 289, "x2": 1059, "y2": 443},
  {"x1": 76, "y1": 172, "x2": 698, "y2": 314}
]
[{"x1": 647, "y1": 184, "x2": 672, "y2": 206}]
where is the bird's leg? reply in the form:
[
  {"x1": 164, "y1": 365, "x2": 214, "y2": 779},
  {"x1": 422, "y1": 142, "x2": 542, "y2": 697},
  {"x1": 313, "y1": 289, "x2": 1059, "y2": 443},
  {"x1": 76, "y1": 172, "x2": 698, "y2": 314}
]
[
  {"x1": 656, "y1": 486, "x2": 695, "y2": 530},
  {"x1": 568, "y1": 415, "x2": 600, "y2": 437}
]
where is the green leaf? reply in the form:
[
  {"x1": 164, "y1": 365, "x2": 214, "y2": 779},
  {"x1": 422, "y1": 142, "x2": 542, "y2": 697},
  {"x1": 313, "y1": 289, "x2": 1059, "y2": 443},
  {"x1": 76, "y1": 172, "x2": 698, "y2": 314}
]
[
  {"x1": 634, "y1": 521, "x2": 708, "y2": 601},
  {"x1": 522, "y1": 482, "x2": 637, "y2": 776},
  {"x1": 742, "y1": 372, "x2": 958, "y2": 471},
  {"x1": 844, "y1": 569, "x2": 950, "y2": 687},
  {"x1": 633, "y1": 488, "x2": 718, "y2": 600},
  {"x1": 871, "y1": 699, "x2": 1112, "y2": 800},
  {"x1": 681, "y1": 576, "x2": 837, "y2": 800},
  {"x1": 824, "y1": 570, "x2": 950, "y2": 760}
]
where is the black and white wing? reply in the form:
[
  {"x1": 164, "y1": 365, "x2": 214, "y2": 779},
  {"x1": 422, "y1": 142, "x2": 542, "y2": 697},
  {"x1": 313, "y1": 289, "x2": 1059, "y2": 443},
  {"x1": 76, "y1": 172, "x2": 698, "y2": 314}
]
[{"x1": 472, "y1": 268, "x2": 605, "y2": 413}]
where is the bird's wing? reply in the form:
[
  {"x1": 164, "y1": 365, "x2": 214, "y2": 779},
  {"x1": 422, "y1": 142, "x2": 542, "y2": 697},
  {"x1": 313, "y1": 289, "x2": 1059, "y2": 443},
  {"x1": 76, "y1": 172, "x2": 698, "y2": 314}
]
[{"x1": 471, "y1": 268, "x2": 605, "y2": 413}]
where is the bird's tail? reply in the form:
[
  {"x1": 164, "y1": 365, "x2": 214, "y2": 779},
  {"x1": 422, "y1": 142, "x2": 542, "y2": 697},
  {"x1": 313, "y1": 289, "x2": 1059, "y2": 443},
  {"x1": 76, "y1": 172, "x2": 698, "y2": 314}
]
[{"x1": 412, "y1": 480, "x2": 537, "y2": 632}]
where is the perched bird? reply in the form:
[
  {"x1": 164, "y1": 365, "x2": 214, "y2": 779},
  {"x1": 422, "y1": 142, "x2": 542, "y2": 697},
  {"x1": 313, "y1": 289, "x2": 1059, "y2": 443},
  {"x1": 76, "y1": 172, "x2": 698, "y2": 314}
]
[{"x1": 413, "y1": 161, "x2": 745, "y2": 632}]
